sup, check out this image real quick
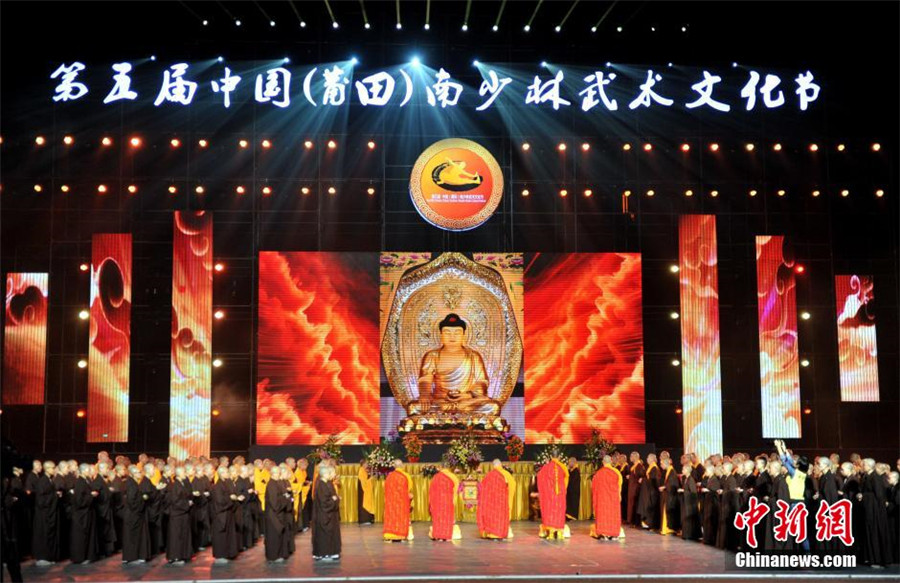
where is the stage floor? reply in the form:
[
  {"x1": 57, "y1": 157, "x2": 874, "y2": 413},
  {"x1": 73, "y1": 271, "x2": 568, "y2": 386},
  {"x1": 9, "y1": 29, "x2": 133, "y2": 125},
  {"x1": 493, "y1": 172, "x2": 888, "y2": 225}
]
[{"x1": 14, "y1": 521, "x2": 899, "y2": 582}]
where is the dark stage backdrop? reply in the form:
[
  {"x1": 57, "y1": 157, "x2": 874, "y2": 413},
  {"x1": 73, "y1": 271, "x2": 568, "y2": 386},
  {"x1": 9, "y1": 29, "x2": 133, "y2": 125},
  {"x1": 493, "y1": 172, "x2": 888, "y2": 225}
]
[{"x1": 0, "y1": 1, "x2": 898, "y2": 462}]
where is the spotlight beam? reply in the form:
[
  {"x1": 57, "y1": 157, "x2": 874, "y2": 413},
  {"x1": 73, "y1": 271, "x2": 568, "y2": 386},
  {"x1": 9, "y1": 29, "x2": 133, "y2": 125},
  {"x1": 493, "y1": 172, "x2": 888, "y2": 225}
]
[
  {"x1": 557, "y1": 0, "x2": 581, "y2": 31},
  {"x1": 494, "y1": 0, "x2": 507, "y2": 29},
  {"x1": 425, "y1": 0, "x2": 431, "y2": 28},
  {"x1": 252, "y1": 0, "x2": 273, "y2": 24},
  {"x1": 215, "y1": 0, "x2": 236, "y2": 22},
  {"x1": 463, "y1": 0, "x2": 473, "y2": 28},
  {"x1": 323, "y1": 0, "x2": 337, "y2": 26},
  {"x1": 396, "y1": 0, "x2": 401, "y2": 28},
  {"x1": 525, "y1": 0, "x2": 544, "y2": 31},
  {"x1": 177, "y1": 0, "x2": 204, "y2": 23},
  {"x1": 287, "y1": 0, "x2": 306, "y2": 26},
  {"x1": 592, "y1": 0, "x2": 618, "y2": 30},
  {"x1": 358, "y1": 0, "x2": 369, "y2": 27}
]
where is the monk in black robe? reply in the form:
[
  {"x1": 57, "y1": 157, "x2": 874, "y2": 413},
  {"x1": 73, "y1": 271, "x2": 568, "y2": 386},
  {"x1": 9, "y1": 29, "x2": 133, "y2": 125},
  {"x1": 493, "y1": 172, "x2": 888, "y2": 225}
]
[
  {"x1": 92, "y1": 463, "x2": 116, "y2": 556},
  {"x1": 679, "y1": 464, "x2": 701, "y2": 540},
  {"x1": 140, "y1": 466, "x2": 164, "y2": 556},
  {"x1": 264, "y1": 467, "x2": 292, "y2": 562},
  {"x1": 617, "y1": 457, "x2": 629, "y2": 521},
  {"x1": 888, "y1": 472, "x2": 899, "y2": 565},
  {"x1": 9, "y1": 467, "x2": 30, "y2": 560},
  {"x1": 859, "y1": 459, "x2": 892, "y2": 567},
  {"x1": 166, "y1": 469, "x2": 193, "y2": 564},
  {"x1": 190, "y1": 467, "x2": 211, "y2": 552},
  {"x1": 659, "y1": 459, "x2": 681, "y2": 534},
  {"x1": 312, "y1": 465, "x2": 341, "y2": 560},
  {"x1": 69, "y1": 465, "x2": 99, "y2": 563},
  {"x1": 763, "y1": 461, "x2": 791, "y2": 552},
  {"x1": 54, "y1": 463, "x2": 72, "y2": 561},
  {"x1": 122, "y1": 467, "x2": 151, "y2": 563},
  {"x1": 210, "y1": 467, "x2": 239, "y2": 562},
  {"x1": 839, "y1": 463, "x2": 863, "y2": 562},
  {"x1": 700, "y1": 464, "x2": 719, "y2": 545},
  {"x1": 235, "y1": 466, "x2": 257, "y2": 549},
  {"x1": 565, "y1": 458, "x2": 581, "y2": 521},
  {"x1": 815, "y1": 459, "x2": 844, "y2": 552},
  {"x1": 638, "y1": 454, "x2": 661, "y2": 529},
  {"x1": 626, "y1": 453, "x2": 644, "y2": 526},
  {"x1": 750, "y1": 458, "x2": 770, "y2": 551},
  {"x1": 716, "y1": 464, "x2": 739, "y2": 550},
  {"x1": 32, "y1": 462, "x2": 60, "y2": 565},
  {"x1": 279, "y1": 471, "x2": 297, "y2": 554},
  {"x1": 111, "y1": 466, "x2": 127, "y2": 552}
]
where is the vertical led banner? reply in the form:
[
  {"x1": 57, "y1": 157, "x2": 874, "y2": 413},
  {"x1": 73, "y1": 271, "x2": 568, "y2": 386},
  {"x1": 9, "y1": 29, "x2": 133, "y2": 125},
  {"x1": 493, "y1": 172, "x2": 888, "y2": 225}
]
[
  {"x1": 524, "y1": 253, "x2": 645, "y2": 444},
  {"x1": 835, "y1": 275, "x2": 880, "y2": 401},
  {"x1": 2, "y1": 273, "x2": 48, "y2": 405},
  {"x1": 87, "y1": 234, "x2": 132, "y2": 442},
  {"x1": 678, "y1": 215, "x2": 723, "y2": 459},
  {"x1": 170, "y1": 211, "x2": 212, "y2": 458},
  {"x1": 755, "y1": 236, "x2": 801, "y2": 438}
]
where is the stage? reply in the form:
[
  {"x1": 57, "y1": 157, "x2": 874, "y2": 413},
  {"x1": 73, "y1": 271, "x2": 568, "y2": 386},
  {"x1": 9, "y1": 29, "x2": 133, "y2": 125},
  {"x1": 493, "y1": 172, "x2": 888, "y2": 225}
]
[{"x1": 15, "y1": 522, "x2": 899, "y2": 582}]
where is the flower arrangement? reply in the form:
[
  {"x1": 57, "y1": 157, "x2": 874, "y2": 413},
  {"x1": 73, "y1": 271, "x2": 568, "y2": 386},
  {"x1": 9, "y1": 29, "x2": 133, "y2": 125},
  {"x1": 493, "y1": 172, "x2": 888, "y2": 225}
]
[
  {"x1": 534, "y1": 440, "x2": 567, "y2": 472},
  {"x1": 583, "y1": 427, "x2": 615, "y2": 468},
  {"x1": 364, "y1": 440, "x2": 398, "y2": 478},
  {"x1": 314, "y1": 433, "x2": 343, "y2": 465},
  {"x1": 504, "y1": 433, "x2": 524, "y2": 462},
  {"x1": 442, "y1": 433, "x2": 483, "y2": 472},
  {"x1": 421, "y1": 464, "x2": 440, "y2": 478},
  {"x1": 402, "y1": 433, "x2": 423, "y2": 462}
]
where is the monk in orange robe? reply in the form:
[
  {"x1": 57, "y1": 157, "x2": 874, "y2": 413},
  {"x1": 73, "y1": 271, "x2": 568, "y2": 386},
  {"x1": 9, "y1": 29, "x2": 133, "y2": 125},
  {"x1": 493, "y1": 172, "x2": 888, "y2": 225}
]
[
  {"x1": 477, "y1": 459, "x2": 515, "y2": 539},
  {"x1": 428, "y1": 465, "x2": 461, "y2": 540},
  {"x1": 590, "y1": 455, "x2": 625, "y2": 539},
  {"x1": 537, "y1": 458, "x2": 570, "y2": 539},
  {"x1": 383, "y1": 460, "x2": 414, "y2": 541}
]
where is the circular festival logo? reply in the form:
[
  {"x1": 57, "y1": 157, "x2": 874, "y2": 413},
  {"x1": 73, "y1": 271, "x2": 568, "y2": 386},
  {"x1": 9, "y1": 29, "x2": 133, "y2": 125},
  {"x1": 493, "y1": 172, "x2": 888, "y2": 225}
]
[{"x1": 409, "y1": 138, "x2": 504, "y2": 231}]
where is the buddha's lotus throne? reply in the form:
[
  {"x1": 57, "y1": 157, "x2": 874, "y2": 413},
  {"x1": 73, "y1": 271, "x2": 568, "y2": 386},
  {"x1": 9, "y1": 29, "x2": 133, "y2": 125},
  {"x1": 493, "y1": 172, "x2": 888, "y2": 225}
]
[{"x1": 382, "y1": 253, "x2": 523, "y2": 443}]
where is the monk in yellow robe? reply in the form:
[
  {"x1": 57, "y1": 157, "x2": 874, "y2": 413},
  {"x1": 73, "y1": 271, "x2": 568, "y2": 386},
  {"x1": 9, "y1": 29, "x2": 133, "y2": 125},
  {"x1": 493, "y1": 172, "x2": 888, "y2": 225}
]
[
  {"x1": 383, "y1": 460, "x2": 414, "y2": 541},
  {"x1": 428, "y1": 465, "x2": 461, "y2": 540},
  {"x1": 254, "y1": 460, "x2": 270, "y2": 512},
  {"x1": 358, "y1": 463, "x2": 375, "y2": 524},
  {"x1": 537, "y1": 458, "x2": 571, "y2": 539},
  {"x1": 477, "y1": 459, "x2": 515, "y2": 539}
]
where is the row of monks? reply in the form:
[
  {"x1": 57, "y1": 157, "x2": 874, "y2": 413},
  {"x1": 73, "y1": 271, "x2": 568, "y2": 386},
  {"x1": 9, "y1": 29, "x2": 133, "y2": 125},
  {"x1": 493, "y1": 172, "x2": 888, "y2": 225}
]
[{"x1": 0, "y1": 452, "x2": 343, "y2": 574}]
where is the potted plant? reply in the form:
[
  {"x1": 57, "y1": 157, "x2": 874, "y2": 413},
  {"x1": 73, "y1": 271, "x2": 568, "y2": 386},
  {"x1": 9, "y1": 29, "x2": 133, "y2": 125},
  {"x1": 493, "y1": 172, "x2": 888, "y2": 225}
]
[
  {"x1": 402, "y1": 433, "x2": 423, "y2": 463},
  {"x1": 504, "y1": 433, "x2": 524, "y2": 462}
]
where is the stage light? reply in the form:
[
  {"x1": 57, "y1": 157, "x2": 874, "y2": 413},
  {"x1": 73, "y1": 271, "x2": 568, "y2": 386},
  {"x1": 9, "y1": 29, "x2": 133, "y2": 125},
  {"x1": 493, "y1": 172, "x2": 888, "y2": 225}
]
[
  {"x1": 540, "y1": 61, "x2": 548, "y2": 68},
  {"x1": 651, "y1": 26, "x2": 656, "y2": 32},
  {"x1": 623, "y1": 190, "x2": 632, "y2": 197},
  {"x1": 76, "y1": 409, "x2": 86, "y2": 418},
  {"x1": 262, "y1": 186, "x2": 272, "y2": 196},
  {"x1": 606, "y1": 61, "x2": 612, "y2": 67},
  {"x1": 33, "y1": 184, "x2": 43, "y2": 193},
  {"x1": 684, "y1": 189, "x2": 693, "y2": 197},
  {"x1": 168, "y1": 185, "x2": 177, "y2": 194},
  {"x1": 35, "y1": 135, "x2": 46, "y2": 146},
  {"x1": 680, "y1": 143, "x2": 690, "y2": 152},
  {"x1": 800, "y1": 311, "x2": 811, "y2": 320},
  {"x1": 150, "y1": 55, "x2": 156, "y2": 61},
  {"x1": 871, "y1": 143, "x2": 881, "y2": 151},
  {"x1": 77, "y1": 359, "x2": 87, "y2": 369},
  {"x1": 809, "y1": 143, "x2": 819, "y2": 152},
  {"x1": 234, "y1": 185, "x2": 245, "y2": 195},
  {"x1": 214, "y1": 310, "x2": 225, "y2": 320},
  {"x1": 203, "y1": 19, "x2": 208, "y2": 26},
  {"x1": 239, "y1": 139, "x2": 249, "y2": 149},
  {"x1": 749, "y1": 189, "x2": 758, "y2": 197},
  {"x1": 217, "y1": 56, "x2": 224, "y2": 63},
  {"x1": 367, "y1": 187, "x2": 375, "y2": 196},
  {"x1": 214, "y1": 263, "x2": 225, "y2": 272},
  {"x1": 367, "y1": 140, "x2": 376, "y2": 150},
  {"x1": 646, "y1": 189, "x2": 655, "y2": 197},
  {"x1": 327, "y1": 140, "x2": 337, "y2": 150},
  {"x1": 841, "y1": 189, "x2": 849, "y2": 197},
  {"x1": 198, "y1": 139, "x2": 208, "y2": 148},
  {"x1": 101, "y1": 136, "x2": 112, "y2": 147},
  {"x1": 710, "y1": 190, "x2": 719, "y2": 198},
  {"x1": 669, "y1": 265, "x2": 680, "y2": 273},
  {"x1": 732, "y1": 62, "x2": 738, "y2": 68},
  {"x1": 365, "y1": 22, "x2": 371, "y2": 30},
  {"x1": 304, "y1": 140, "x2": 314, "y2": 150},
  {"x1": 709, "y1": 143, "x2": 720, "y2": 152},
  {"x1": 745, "y1": 143, "x2": 755, "y2": 152},
  {"x1": 212, "y1": 358, "x2": 223, "y2": 368},
  {"x1": 581, "y1": 142, "x2": 590, "y2": 151},
  {"x1": 583, "y1": 189, "x2": 593, "y2": 197},
  {"x1": 170, "y1": 138, "x2": 181, "y2": 148},
  {"x1": 300, "y1": 21, "x2": 307, "y2": 28},
  {"x1": 78, "y1": 309, "x2": 90, "y2": 320},
  {"x1": 670, "y1": 312, "x2": 680, "y2": 319},
  {"x1": 60, "y1": 184, "x2": 70, "y2": 193},
  {"x1": 493, "y1": 25, "x2": 499, "y2": 31},
  {"x1": 591, "y1": 26, "x2": 597, "y2": 33},
  {"x1": 643, "y1": 143, "x2": 652, "y2": 152},
  {"x1": 127, "y1": 184, "x2": 137, "y2": 194},
  {"x1": 777, "y1": 189, "x2": 786, "y2": 197},
  {"x1": 396, "y1": 22, "x2": 402, "y2": 30},
  {"x1": 63, "y1": 135, "x2": 74, "y2": 145},
  {"x1": 462, "y1": 24, "x2": 469, "y2": 31},
  {"x1": 812, "y1": 189, "x2": 820, "y2": 198},
  {"x1": 616, "y1": 26, "x2": 622, "y2": 32},
  {"x1": 837, "y1": 144, "x2": 846, "y2": 152},
  {"x1": 97, "y1": 184, "x2": 107, "y2": 194},
  {"x1": 328, "y1": 186, "x2": 337, "y2": 195},
  {"x1": 801, "y1": 359, "x2": 810, "y2": 368},
  {"x1": 803, "y1": 407, "x2": 812, "y2": 415},
  {"x1": 423, "y1": 24, "x2": 430, "y2": 30},
  {"x1": 668, "y1": 62, "x2": 673, "y2": 68},
  {"x1": 524, "y1": 24, "x2": 531, "y2": 32},
  {"x1": 773, "y1": 143, "x2": 783, "y2": 151},
  {"x1": 129, "y1": 136, "x2": 141, "y2": 148},
  {"x1": 559, "y1": 189, "x2": 568, "y2": 197},
  {"x1": 212, "y1": 408, "x2": 221, "y2": 417},
  {"x1": 80, "y1": 263, "x2": 89, "y2": 272},
  {"x1": 301, "y1": 186, "x2": 310, "y2": 195},
  {"x1": 195, "y1": 186, "x2": 204, "y2": 195},
  {"x1": 622, "y1": 143, "x2": 632, "y2": 151},
  {"x1": 270, "y1": 20, "x2": 275, "y2": 27},
  {"x1": 557, "y1": 143, "x2": 566, "y2": 151},
  {"x1": 350, "y1": 56, "x2": 359, "y2": 66},
  {"x1": 671, "y1": 359, "x2": 680, "y2": 367},
  {"x1": 876, "y1": 189, "x2": 885, "y2": 198},
  {"x1": 261, "y1": 139, "x2": 272, "y2": 149},
  {"x1": 235, "y1": 19, "x2": 241, "y2": 26},
  {"x1": 410, "y1": 56, "x2": 421, "y2": 67},
  {"x1": 521, "y1": 189, "x2": 530, "y2": 197},
  {"x1": 794, "y1": 264, "x2": 805, "y2": 274},
  {"x1": 522, "y1": 142, "x2": 531, "y2": 151},
  {"x1": 675, "y1": 407, "x2": 683, "y2": 415},
  {"x1": 681, "y1": 26, "x2": 687, "y2": 32}
]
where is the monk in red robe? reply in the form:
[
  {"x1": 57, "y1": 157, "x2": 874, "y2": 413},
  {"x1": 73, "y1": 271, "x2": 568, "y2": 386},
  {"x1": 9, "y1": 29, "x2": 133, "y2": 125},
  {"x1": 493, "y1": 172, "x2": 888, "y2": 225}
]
[
  {"x1": 590, "y1": 455, "x2": 624, "y2": 539},
  {"x1": 428, "y1": 465, "x2": 460, "y2": 540},
  {"x1": 477, "y1": 459, "x2": 515, "y2": 539},
  {"x1": 383, "y1": 460, "x2": 414, "y2": 542},
  {"x1": 537, "y1": 458, "x2": 570, "y2": 539}
]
